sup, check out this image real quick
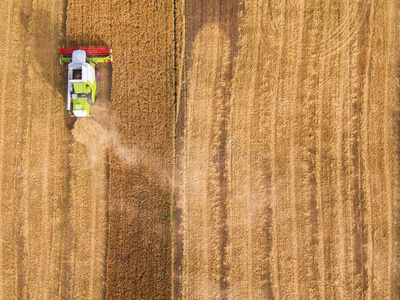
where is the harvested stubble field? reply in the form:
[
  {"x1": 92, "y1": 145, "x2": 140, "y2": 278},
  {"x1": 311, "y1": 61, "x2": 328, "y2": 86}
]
[
  {"x1": 1, "y1": 0, "x2": 400, "y2": 299},
  {"x1": 174, "y1": 0, "x2": 400, "y2": 299},
  {"x1": 0, "y1": 0, "x2": 70, "y2": 298}
]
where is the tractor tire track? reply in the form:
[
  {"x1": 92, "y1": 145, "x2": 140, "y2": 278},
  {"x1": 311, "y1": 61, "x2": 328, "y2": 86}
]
[
  {"x1": 337, "y1": 2, "x2": 357, "y2": 297},
  {"x1": 270, "y1": 0, "x2": 287, "y2": 298},
  {"x1": 360, "y1": 1, "x2": 374, "y2": 298},
  {"x1": 0, "y1": 0, "x2": 14, "y2": 298},
  {"x1": 292, "y1": 1, "x2": 323, "y2": 297},
  {"x1": 172, "y1": 0, "x2": 186, "y2": 298},
  {"x1": 175, "y1": 1, "x2": 241, "y2": 298},
  {"x1": 1, "y1": 0, "x2": 32, "y2": 298},
  {"x1": 321, "y1": 3, "x2": 347, "y2": 298},
  {"x1": 315, "y1": 2, "x2": 334, "y2": 298},
  {"x1": 316, "y1": 2, "x2": 343, "y2": 298},
  {"x1": 271, "y1": 1, "x2": 301, "y2": 299},
  {"x1": 37, "y1": 1, "x2": 56, "y2": 297},
  {"x1": 249, "y1": 3, "x2": 277, "y2": 298},
  {"x1": 179, "y1": 23, "x2": 231, "y2": 299},
  {"x1": 290, "y1": 0, "x2": 305, "y2": 297},
  {"x1": 228, "y1": 2, "x2": 265, "y2": 296},
  {"x1": 334, "y1": 3, "x2": 349, "y2": 297},
  {"x1": 385, "y1": 2, "x2": 400, "y2": 298},
  {"x1": 227, "y1": 1, "x2": 275, "y2": 297},
  {"x1": 245, "y1": 1, "x2": 275, "y2": 298},
  {"x1": 347, "y1": 1, "x2": 368, "y2": 297},
  {"x1": 365, "y1": 1, "x2": 398, "y2": 298}
]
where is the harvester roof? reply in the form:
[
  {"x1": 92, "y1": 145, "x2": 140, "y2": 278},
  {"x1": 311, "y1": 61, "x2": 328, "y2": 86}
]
[{"x1": 72, "y1": 50, "x2": 86, "y2": 63}]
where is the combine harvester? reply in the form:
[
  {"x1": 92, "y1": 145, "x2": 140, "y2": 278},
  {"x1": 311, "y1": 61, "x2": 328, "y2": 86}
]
[{"x1": 60, "y1": 46, "x2": 113, "y2": 117}]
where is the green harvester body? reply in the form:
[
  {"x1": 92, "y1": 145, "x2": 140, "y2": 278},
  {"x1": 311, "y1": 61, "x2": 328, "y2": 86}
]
[{"x1": 60, "y1": 46, "x2": 112, "y2": 118}]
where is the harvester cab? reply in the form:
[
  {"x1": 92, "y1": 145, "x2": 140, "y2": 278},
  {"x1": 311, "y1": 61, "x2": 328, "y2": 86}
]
[{"x1": 60, "y1": 46, "x2": 113, "y2": 118}]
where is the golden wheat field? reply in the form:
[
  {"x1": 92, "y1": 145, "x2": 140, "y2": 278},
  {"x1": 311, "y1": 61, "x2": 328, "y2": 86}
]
[{"x1": 0, "y1": 0, "x2": 399, "y2": 299}]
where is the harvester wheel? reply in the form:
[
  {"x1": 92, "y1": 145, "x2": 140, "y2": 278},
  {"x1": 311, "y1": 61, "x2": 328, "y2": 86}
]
[
  {"x1": 87, "y1": 98, "x2": 93, "y2": 105},
  {"x1": 95, "y1": 68, "x2": 101, "y2": 82}
]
